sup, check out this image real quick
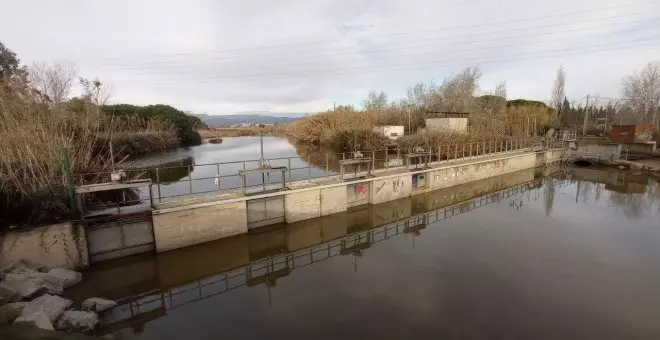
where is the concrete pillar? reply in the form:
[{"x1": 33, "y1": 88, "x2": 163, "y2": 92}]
[
  {"x1": 284, "y1": 189, "x2": 321, "y2": 223},
  {"x1": 369, "y1": 173, "x2": 412, "y2": 205},
  {"x1": 321, "y1": 185, "x2": 347, "y2": 216},
  {"x1": 152, "y1": 201, "x2": 248, "y2": 252}
]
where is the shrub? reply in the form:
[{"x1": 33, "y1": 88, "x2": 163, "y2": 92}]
[
  {"x1": 328, "y1": 129, "x2": 390, "y2": 152},
  {"x1": 103, "y1": 104, "x2": 207, "y2": 146},
  {"x1": 0, "y1": 89, "x2": 179, "y2": 226}
]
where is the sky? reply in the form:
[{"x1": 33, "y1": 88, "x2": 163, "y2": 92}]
[{"x1": 2, "y1": 0, "x2": 659, "y2": 116}]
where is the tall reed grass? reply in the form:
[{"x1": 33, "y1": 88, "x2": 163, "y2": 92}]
[{"x1": 0, "y1": 88, "x2": 178, "y2": 225}]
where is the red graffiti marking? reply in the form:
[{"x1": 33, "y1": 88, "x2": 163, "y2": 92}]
[{"x1": 357, "y1": 184, "x2": 366, "y2": 194}]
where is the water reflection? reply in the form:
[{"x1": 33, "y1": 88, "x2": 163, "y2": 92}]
[
  {"x1": 126, "y1": 137, "x2": 330, "y2": 200},
  {"x1": 146, "y1": 157, "x2": 194, "y2": 183},
  {"x1": 555, "y1": 167, "x2": 660, "y2": 219},
  {"x1": 67, "y1": 166, "x2": 660, "y2": 340}
]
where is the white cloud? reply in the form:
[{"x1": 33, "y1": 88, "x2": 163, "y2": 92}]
[{"x1": 2, "y1": 0, "x2": 659, "y2": 114}]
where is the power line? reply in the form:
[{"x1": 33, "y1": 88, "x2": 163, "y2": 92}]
[
  {"x1": 103, "y1": 29, "x2": 659, "y2": 77},
  {"x1": 95, "y1": 15, "x2": 658, "y2": 71},
  {"x1": 108, "y1": 38, "x2": 660, "y2": 84},
  {"x1": 91, "y1": 1, "x2": 657, "y2": 61}
]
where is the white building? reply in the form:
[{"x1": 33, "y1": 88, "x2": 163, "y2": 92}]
[
  {"x1": 425, "y1": 112, "x2": 469, "y2": 134},
  {"x1": 373, "y1": 125, "x2": 404, "y2": 140}
]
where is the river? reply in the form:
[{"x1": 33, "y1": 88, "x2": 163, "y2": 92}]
[
  {"x1": 67, "y1": 146, "x2": 660, "y2": 339},
  {"x1": 124, "y1": 136, "x2": 331, "y2": 201}
]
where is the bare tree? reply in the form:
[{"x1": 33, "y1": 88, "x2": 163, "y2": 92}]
[
  {"x1": 494, "y1": 81, "x2": 507, "y2": 100},
  {"x1": 362, "y1": 90, "x2": 388, "y2": 112},
  {"x1": 29, "y1": 60, "x2": 77, "y2": 107},
  {"x1": 438, "y1": 67, "x2": 482, "y2": 112},
  {"x1": 79, "y1": 77, "x2": 112, "y2": 107},
  {"x1": 622, "y1": 61, "x2": 660, "y2": 125},
  {"x1": 406, "y1": 81, "x2": 437, "y2": 112},
  {"x1": 551, "y1": 66, "x2": 566, "y2": 115}
]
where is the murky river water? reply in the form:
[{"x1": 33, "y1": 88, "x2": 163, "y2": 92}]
[{"x1": 67, "y1": 159, "x2": 660, "y2": 339}]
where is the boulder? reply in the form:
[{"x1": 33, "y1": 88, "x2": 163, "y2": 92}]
[
  {"x1": 47, "y1": 268, "x2": 82, "y2": 289},
  {"x1": 5, "y1": 302, "x2": 27, "y2": 313},
  {"x1": 15, "y1": 311, "x2": 54, "y2": 331},
  {"x1": 0, "y1": 283, "x2": 21, "y2": 303},
  {"x1": 55, "y1": 310, "x2": 98, "y2": 333},
  {"x1": 0, "y1": 280, "x2": 30, "y2": 301},
  {"x1": 0, "y1": 304, "x2": 23, "y2": 325},
  {"x1": 18, "y1": 294, "x2": 72, "y2": 324},
  {"x1": 81, "y1": 297, "x2": 117, "y2": 313},
  {"x1": 1, "y1": 260, "x2": 42, "y2": 276},
  {"x1": 0, "y1": 272, "x2": 63, "y2": 298}
]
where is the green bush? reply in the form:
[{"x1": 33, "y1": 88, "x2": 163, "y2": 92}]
[
  {"x1": 506, "y1": 99, "x2": 551, "y2": 109},
  {"x1": 103, "y1": 104, "x2": 207, "y2": 146}
]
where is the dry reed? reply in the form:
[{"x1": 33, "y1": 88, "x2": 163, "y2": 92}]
[{"x1": 0, "y1": 87, "x2": 178, "y2": 224}]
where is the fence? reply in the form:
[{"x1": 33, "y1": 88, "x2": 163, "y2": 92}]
[
  {"x1": 565, "y1": 143, "x2": 621, "y2": 163},
  {"x1": 76, "y1": 137, "x2": 566, "y2": 212}
]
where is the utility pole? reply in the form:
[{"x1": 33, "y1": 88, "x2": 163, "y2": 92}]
[
  {"x1": 333, "y1": 101, "x2": 336, "y2": 110},
  {"x1": 582, "y1": 95, "x2": 590, "y2": 136},
  {"x1": 407, "y1": 107, "x2": 412, "y2": 135}
]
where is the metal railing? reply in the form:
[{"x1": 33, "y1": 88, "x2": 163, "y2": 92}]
[
  {"x1": 564, "y1": 143, "x2": 622, "y2": 163},
  {"x1": 99, "y1": 177, "x2": 572, "y2": 330},
  {"x1": 76, "y1": 137, "x2": 567, "y2": 211}
]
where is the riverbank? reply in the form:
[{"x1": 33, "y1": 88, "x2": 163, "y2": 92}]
[{"x1": 0, "y1": 260, "x2": 116, "y2": 336}]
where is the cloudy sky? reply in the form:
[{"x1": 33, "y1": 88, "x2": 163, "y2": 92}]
[{"x1": 2, "y1": 0, "x2": 659, "y2": 115}]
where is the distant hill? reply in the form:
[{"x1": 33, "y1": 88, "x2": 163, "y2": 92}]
[{"x1": 190, "y1": 112, "x2": 305, "y2": 127}]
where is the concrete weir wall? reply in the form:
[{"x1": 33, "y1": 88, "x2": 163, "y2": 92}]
[
  {"x1": 152, "y1": 201, "x2": 247, "y2": 252},
  {"x1": 3, "y1": 149, "x2": 565, "y2": 268},
  {"x1": 0, "y1": 223, "x2": 89, "y2": 269},
  {"x1": 370, "y1": 172, "x2": 412, "y2": 204},
  {"x1": 429, "y1": 153, "x2": 536, "y2": 190},
  {"x1": 146, "y1": 149, "x2": 565, "y2": 253}
]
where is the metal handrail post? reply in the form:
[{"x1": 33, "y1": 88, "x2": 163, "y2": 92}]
[
  {"x1": 188, "y1": 165, "x2": 193, "y2": 194},
  {"x1": 216, "y1": 164, "x2": 221, "y2": 191},
  {"x1": 288, "y1": 158, "x2": 292, "y2": 182},
  {"x1": 308, "y1": 157, "x2": 312, "y2": 179},
  {"x1": 156, "y1": 168, "x2": 162, "y2": 203}
]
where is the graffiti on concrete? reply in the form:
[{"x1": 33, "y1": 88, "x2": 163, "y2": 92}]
[{"x1": 392, "y1": 178, "x2": 402, "y2": 193}]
